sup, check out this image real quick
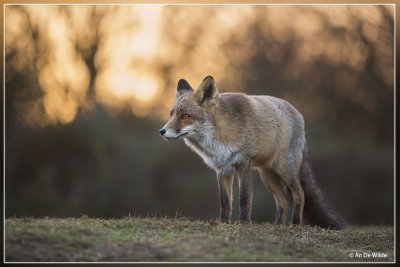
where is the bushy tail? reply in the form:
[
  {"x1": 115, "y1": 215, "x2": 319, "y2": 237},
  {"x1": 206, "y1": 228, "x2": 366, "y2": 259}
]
[{"x1": 300, "y1": 142, "x2": 345, "y2": 230}]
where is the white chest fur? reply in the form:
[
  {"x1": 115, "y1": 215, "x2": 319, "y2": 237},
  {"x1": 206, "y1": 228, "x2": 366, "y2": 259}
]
[{"x1": 184, "y1": 131, "x2": 241, "y2": 175}]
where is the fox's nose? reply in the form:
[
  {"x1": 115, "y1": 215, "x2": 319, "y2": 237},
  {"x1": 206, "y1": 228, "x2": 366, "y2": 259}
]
[{"x1": 159, "y1": 129, "x2": 166, "y2": 135}]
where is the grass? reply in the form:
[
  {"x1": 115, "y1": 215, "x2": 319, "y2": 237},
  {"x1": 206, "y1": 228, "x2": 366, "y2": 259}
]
[{"x1": 5, "y1": 216, "x2": 395, "y2": 262}]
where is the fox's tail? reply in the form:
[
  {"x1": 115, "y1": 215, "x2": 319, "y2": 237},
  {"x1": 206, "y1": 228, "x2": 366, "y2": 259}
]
[{"x1": 300, "y1": 141, "x2": 345, "y2": 230}]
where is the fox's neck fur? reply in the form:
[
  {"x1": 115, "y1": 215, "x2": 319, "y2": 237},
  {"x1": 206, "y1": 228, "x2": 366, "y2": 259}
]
[{"x1": 184, "y1": 119, "x2": 242, "y2": 176}]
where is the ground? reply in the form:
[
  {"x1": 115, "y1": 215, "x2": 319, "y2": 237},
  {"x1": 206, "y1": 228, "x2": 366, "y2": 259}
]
[{"x1": 5, "y1": 216, "x2": 394, "y2": 262}]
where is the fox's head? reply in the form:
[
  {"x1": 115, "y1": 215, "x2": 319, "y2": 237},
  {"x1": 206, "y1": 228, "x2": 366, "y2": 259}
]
[{"x1": 159, "y1": 75, "x2": 218, "y2": 140}]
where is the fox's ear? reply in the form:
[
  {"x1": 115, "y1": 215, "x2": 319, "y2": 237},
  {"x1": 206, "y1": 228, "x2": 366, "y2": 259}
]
[
  {"x1": 176, "y1": 79, "x2": 194, "y2": 97},
  {"x1": 194, "y1": 75, "x2": 218, "y2": 106}
]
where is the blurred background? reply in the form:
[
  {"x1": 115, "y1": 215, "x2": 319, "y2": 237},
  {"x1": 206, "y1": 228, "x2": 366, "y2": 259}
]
[{"x1": 5, "y1": 5, "x2": 394, "y2": 225}]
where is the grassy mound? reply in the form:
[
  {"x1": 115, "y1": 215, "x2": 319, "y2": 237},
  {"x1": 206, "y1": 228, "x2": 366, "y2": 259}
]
[{"x1": 5, "y1": 216, "x2": 394, "y2": 262}]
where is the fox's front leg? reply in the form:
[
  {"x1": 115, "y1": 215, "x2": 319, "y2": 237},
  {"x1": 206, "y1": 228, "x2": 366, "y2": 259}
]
[
  {"x1": 236, "y1": 161, "x2": 253, "y2": 223},
  {"x1": 217, "y1": 173, "x2": 233, "y2": 223}
]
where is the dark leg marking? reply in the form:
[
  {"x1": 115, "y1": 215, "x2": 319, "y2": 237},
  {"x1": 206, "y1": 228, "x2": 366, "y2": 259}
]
[
  {"x1": 237, "y1": 162, "x2": 252, "y2": 223},
  {"x1": 219, "y1": 186, "x2": 231, "y2": 223},
  {"x1": 292, "y1": 203, "x2": 301, "y2": 225},
  {"x1": 275, "y1": 207, "x2": 284, "y2": 224},
  {"x1": 218, "y1": 174, "x2": 233, "y2": 223},
  {"x1": 239, "y1": 185, "x2": 251, "y2": 222}
]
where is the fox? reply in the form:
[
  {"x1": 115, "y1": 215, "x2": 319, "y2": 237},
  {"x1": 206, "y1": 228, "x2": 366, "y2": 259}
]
[{"x1": 159, "y1": 75, "x2": 345, "y2": 229}]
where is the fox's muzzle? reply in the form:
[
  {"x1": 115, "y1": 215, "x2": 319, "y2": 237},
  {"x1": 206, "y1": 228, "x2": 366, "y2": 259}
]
[{"x1": 159, "y1": 129, "x2": 166, "y2": 136}]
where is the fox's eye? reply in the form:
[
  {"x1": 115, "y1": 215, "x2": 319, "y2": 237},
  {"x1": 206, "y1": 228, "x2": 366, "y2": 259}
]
[{"x1": 181, "y1": 114, "x2": 190, "y2": 119}]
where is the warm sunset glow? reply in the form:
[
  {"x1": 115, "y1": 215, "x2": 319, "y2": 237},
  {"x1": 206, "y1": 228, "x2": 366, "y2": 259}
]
[
  {"x1": 97, "y1": 70, "x2": 158, "y2": 103},
  {"x1": 111, "y1": 71, "x2": 138, "y2": 97},
  {"x1": 5, "y1": 5, "x2": 394, "y2": 125},
  {"x1": 130, "y1": 6, "x2": 163, "y2": 56},
  {"x1": 131, "y1": 76, "x2": 158, "y2": 103}
]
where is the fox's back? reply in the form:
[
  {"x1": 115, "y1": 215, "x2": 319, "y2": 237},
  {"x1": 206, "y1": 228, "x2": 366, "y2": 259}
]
[{"x1": 216, "y1": 93, "x2": 306, "y2": 167}]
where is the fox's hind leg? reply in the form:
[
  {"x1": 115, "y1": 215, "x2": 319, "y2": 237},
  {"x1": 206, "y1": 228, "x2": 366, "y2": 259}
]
[
  {"x1": 287, "y1": 178, "x2": 305, "y2": 225},
  {"x1": 217, "y1": 172, "x2": 234, "y2": 223},
  {"x1": 274, "y1": 157, "x2": 305, "y2": 225},
  {"x1": 258, "y1": 167, "x2": 289, "y2": 224}
]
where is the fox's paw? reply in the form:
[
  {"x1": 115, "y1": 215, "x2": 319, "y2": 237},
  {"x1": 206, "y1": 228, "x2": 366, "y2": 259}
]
[
  {"x1": 219, "y1": 218, "x2": 231, "y2": 224},
  {"x1": 238, "y1": 214, "x2": 250, "y2": 223},
  {"x1": 290, "y1": 223, "x2": 303, "y2": 227}
]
